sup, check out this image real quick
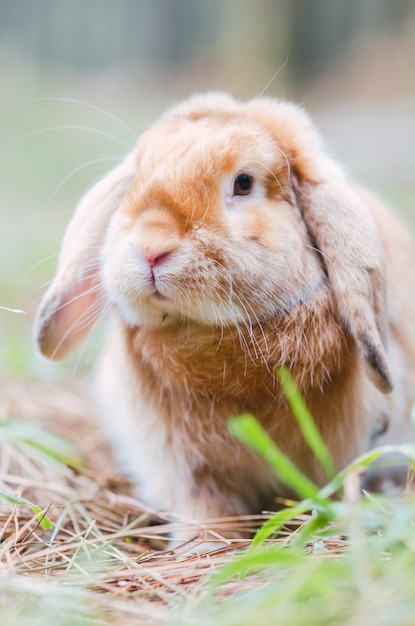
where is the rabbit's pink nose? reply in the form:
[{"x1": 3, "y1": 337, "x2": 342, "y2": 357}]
[{"x1": 145, "y1": 250, "x2": 172, "y2": 268}]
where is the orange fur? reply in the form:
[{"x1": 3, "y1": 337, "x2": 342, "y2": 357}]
[{"x1": 34, "y1": 93, "x2": 415, "y2": 546}]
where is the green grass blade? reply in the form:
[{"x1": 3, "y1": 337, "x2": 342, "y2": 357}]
[
  {"x1": 291, "y1": 510, "x2": 331, "y2": 552},
  {"x1": 210, "y1": 545, "x2": 303, "y2": 590},
  {"x1": 249, "y1": 500, "x2": 312, "y2": 551},
  {"x1": 0, "y1": 420, "x2": 83, "y2": 470},
  {"x1": 0, "y1": 489, "x2": 52, "y2": 530},
  {"x1": 320, "y1": 443, "x2": 415, "y2": 500},
  {"x1": 229, "y1": 414, "x2": 333, "y2": 510},
  {"x1": 276, "y1": 366, "x2": 337, "y2": 481}
]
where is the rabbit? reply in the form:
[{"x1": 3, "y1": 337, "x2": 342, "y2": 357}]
[{"x1": 34, "y1": 92, "x2": 415, "y2": 547}]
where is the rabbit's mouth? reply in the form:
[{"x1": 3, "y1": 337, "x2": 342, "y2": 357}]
[{"x1": 150, "y1": 290, "x2": 167, "y2": 301}]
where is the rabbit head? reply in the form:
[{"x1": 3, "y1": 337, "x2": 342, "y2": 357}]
[{"x1": 34, "y1": 92, "x2": 392, "y2": 394}]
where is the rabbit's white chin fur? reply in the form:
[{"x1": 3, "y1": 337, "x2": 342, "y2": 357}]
[
  {"x1": 35, "y1": 92, "x2": 415, "y2": 548},
  {"x1": 106, "y1": 278, "x2": 324, "y2": 330}
]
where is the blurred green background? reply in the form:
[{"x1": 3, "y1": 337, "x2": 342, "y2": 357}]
[{"x1": 1, "y1": 0, "x2": 414, "y2": 381}]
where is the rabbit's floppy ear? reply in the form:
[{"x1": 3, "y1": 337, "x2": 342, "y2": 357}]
[
  {"x1": 245, "y1": 97, "x2": 392, "y2": 393},
  {"x1": 295, "y1": 177, "x2": 393, "y2": 393},
  {"x1": 34, "y1": 151, "x2": 137, "y2": 360}
]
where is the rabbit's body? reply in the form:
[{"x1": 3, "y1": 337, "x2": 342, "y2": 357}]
[
  {"x1": 35, "y1": 93, "x2": 415, "y2": 540},
  {"x1": 97, "y1": 291, "x2": 364, "y2": 518}
]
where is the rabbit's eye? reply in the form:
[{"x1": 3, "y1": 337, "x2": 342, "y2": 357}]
[{"x1": 233, "y1": 173, "x2": 253, "y2": 196}]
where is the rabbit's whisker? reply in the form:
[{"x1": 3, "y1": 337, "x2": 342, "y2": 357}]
[
  {"x1": 2, "y1": 126, "x2": 132, "y2": 151},
  {"x1": 248, "y1": 158, "x2": 291, "y2": 196},
  {"x1": 256, "y1": 55, "x2": 290, "y2": 99},
  {"x1": 14, "y1": 253, "x2": 60, "y2": 287},
  {"x1": 49, "y1": 295, "x2": 109, "y2": 361},
  {"x1": 43, "y1": 156, "x2": 125, "y2": 212},
  {"x1": 17, "y1": 96, "x2": 136, "y2": 140}
]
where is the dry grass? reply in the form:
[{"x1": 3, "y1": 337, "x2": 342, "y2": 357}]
[
  {"x1": 1, "y1": 378, "x2": 312, "y2": 625},
  {"x1": 4, "y1": 378, "x2": 414, "y2": 626}
]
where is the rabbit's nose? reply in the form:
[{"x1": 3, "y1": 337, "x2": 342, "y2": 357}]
[
  {"x1": 145, "y1": 250, "x2": 173, "y2": 268},
  {"x1": 135, "y1": 207, "x2": 181, "y2": 265}
]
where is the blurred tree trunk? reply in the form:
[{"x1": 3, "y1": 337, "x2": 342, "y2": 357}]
[
  {"x1": 288, "y1": 0, "x2": 412, "y2": 80},
  {"x1": 0, "y1": 0, "x2": 412, "y2": 82}
]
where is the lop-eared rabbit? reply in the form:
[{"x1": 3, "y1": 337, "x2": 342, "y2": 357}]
[{"x1": 35, "y1": 93, "x2": 415, "y2": 544}]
